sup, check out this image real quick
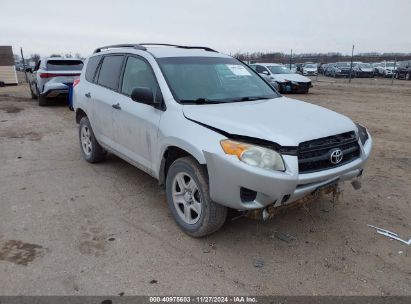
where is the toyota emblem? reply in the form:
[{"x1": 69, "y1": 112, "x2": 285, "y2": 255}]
[{"x1": 330, "y1": 148, "x2": 343, "y2": 164}]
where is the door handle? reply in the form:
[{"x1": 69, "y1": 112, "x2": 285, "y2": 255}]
[
  {"x1": 112, "y1": 103, "x2": 121, "y2": 110},
  {"x1": 85, "y1": 92, "x2": 91, "y2": 98}
]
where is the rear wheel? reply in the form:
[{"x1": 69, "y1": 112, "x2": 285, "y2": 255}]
[
  {"x1": 166, "y1": 156, "x2": 227, "y2": 237},
  {"x1": 37, "y1": 88, "x2": 48, "y2": 106},
  {"x1": 29, "y1": 83, "x2": 37, "y2": 100},
  {"x1": 79, "y1": 116, "x2": 106, "y2": 163}
]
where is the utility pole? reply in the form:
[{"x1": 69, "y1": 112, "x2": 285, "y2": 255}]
[
  {"x1": 392, "y1": 57, "x2": 397, "y2": 85},
  {"x1": 20, "y1": 47, "x2": 28, "y2": 83},
  {"x1": 348, "y1": 45, "x2": 354, "y2": 83},
  {"x1": 290, "y1": 49, "x2": 292, "y2": 69}
]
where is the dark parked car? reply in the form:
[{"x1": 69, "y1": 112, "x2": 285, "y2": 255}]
[
  {"x1": 396, "y1": 60, "x2": 411, "y2": 80},
  {"x1": 326, "y1": 62, "x2": 353, "y2": 78},
  {"x1": 352, "y1": 63, "x2": 374, "y2": 78},
  {"x1": 327, "y1": 62, "x2": 353, "y2": 78}
]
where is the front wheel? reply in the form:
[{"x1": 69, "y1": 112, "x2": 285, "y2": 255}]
[{"x1": 166, "y1": 156, "x2": 227, "y2": 237}]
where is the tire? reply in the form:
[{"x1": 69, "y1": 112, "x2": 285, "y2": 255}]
[
  {"x1": 166, "y1": 156, "x2": 227, "y2": 237},
  {"x1": 37, "y1": 88, "x2": 48, "y2": 106},
  {"x1": 29, "y1": 83, "x2": 37, "y2": 100},
  {"x1": 78, "y1": 116, "x2": 106, "y2": 163}
]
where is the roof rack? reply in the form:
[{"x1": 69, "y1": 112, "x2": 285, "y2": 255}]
[
  {"x1": 93, "y1": 43, "x2": 217, "y2": 54},
  {"x1": 93, "y1": 44, "x2": 147, "y2": 54},
  {"x1": 139, "y1": 43, "x2": 217, "y2": 52}
]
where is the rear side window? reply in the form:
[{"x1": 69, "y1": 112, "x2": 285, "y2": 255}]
[
  {"x1": 97, "y1": 55, "x2": 124, "y2": 90},
  {"x1": 85, "y1": 56, "x2": 101, "y2": 82},
  {"x1": 47, "y1": 60, "x2": 83, "y2": 71}
]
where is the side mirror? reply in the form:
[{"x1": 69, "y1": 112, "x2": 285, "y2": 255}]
[
  {"x1": 25, "y1": 67, "x2": 33, "y2": 73},
  {"x1": 131, "y1": 87, "x2": 160, "y2": 107},
  {"x1": 261, "y1": 70, "x2": 269, "y2": 75}
]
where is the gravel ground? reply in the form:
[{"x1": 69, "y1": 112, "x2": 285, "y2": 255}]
[{"x1": 0, "y1": 73, "x2": 410, "y2": 295}]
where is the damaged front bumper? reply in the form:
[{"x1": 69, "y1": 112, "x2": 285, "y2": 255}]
[{"x1": 204, "y1": 135, "x2": 372, "y2": 211}]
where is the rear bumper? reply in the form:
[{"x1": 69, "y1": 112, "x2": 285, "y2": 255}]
[
  {"x1": 204, "y1": 134, "x2": 372, "y2": 210},
  {"x1": 41, "y1": 89, "x2": 69, "y2": 98},
  {"x1": 41, "y1": 82, "x2": 70, "y2": 98}
]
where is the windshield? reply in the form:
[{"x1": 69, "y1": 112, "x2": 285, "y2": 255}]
[
  {"x1": 157, "y1": 57, "x2": 279, "y2": 103},
  {"x1": 336, "y1": 62, "x2": 350, "y2": 67},
  {"x1": 267, "y1": 65, "x2": 292, "y2": 74},
  {"x1": 385, "y1": 62, "x2": 395, "y2": 67},
  {"x1": 305, "y1": 64, "x2": 316, "y2": 68},
  {"x1": 47, "y1": 60, "x2": 83, "y2": 71}
]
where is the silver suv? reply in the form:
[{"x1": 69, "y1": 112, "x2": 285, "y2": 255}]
[
  {"x1": 73, "y1": 44, "x2": 372, "y2": 237},
  {"x1": 27, "y1": 57, "x2": 83, "y2": 106}
]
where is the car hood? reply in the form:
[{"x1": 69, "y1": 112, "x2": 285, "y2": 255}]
[
  {"x1": 271, "y1": 73, "x2": 311, "y2": 83},
  {"x1": 304, "y1": 68, "x2": 317, "y2": 71},
  {"x1": 359, "y1": 68, "x2": 373, "y2": 72},
  {"x1": 183, "y1": 97, "x2": 356, "y2": 147}
]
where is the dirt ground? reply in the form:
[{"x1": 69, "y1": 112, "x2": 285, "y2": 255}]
[{"x1": 0, "y1": 73, "x2": 410, "y2": 296}]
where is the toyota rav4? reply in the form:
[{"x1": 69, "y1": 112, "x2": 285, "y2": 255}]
[{"x1": 73, "y1": 44, "x2": 372, "y2": 237}]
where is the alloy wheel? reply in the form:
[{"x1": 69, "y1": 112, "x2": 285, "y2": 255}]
[
  {"x1": 80, "y1": 124, "x2": 92, "y2": 156},
  {"x1": 172, "y1": 172, "x2": 202, "y2": 224}
]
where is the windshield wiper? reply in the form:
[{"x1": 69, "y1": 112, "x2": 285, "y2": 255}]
[
  {"x1": 180, "y1": 98, "x2": 223, "y2": 104},
  {"x1": 228, "y1": 96, "x2": 272, "y2": 102}
]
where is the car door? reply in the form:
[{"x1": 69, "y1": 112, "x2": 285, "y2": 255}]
[
  {"x1": 112, "y1": 55, "x2": 163, "y2": 174},
  {"x1": 91, "y1": 54, "x2": 125, "y2": 148},
  {"x1": 30, "y1": 60, "x2": 40, "y2": 93}
]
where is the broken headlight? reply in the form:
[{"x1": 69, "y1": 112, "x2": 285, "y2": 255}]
[{"x1": 356, "y1": 123, "x2": 369, "y2": 145}]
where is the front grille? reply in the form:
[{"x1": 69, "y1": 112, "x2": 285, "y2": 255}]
[
  {"x1": 295, "y1": 82, "x2": 310, "y2": 93},
  {"x1": 298, "y1": 131, "x2": 360, "y2": 173}
]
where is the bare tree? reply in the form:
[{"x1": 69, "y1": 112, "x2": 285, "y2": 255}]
[
  {"x1": 65, "y1": 53, "x2": 73, "y2": 58},
  {"x1": 74, "y1": 53, "x2": 82, "y2": 59},
  {"x1": 30, "y1": 54, "x2": 41, "y2": 64},
  {"x1": 50, "y1": 54, "x2": 61, "y2": 58}
]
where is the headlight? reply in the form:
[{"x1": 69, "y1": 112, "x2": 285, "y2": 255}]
[
  {"x1": 220, "y1": 139, "x2": 285, "y2": 171},
  {"x1": 355, "y1": 123, "x2": 369, "y2": 145}
]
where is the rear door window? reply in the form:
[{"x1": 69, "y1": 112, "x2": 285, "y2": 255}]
[
  {"x1": 85, "y1": 56, "x2": 101, "y2": 83},
  {"x1": 97, "y1": 55, "x2": 125, "y2": 91},
  {"x1": 47, "y1": 60, "x2": 84, "y2": 71}
]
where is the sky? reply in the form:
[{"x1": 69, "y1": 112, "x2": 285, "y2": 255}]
[{"x1": 1, "y1": 0, "x2": 410, "y2": 58}]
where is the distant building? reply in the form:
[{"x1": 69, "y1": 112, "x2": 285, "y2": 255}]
[{"x1": 0, "y1": 46, "x2": 18, "y2": 85}]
